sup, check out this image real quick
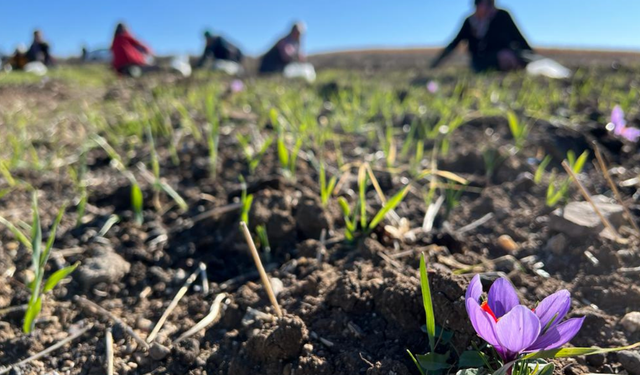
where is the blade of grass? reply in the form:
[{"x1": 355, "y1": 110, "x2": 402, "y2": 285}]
[{"x1": 420, "y1": 253, "x2": 436, "y2": 350}]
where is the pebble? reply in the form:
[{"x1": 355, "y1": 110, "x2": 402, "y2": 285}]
[
  {"x1": 513, "y1": 172, "x2": 535, "y2": 192},
  {"x1": 545, "y1": 233, "x2": 567, "y2": 255},
  {"x1": 618, "y1": 249, "x2": 636, "y2": 263},
  {"x1": 124, "y1": 341, "x2": 137, "y2": 355},
  {"x1": 586, "y1": 352, "x2": 605, "y2": 367},
  {"x1": 497, "y1": 235, "x2": 518, "y2": 252},
  {"x1": 618, "y1": 350, "x2": 640, "y2": 375},
  {"x1": 136, "y1": 317, "x2": 154, "y2": 332},
  {"x1": 149, "y1": 343, "x2": 171, "y2": 360},
  {"x1": 270, "y1": 277, "x2": 284, "y2": 297},
  {"x1": 174, "y1": 268, "x2": 187, "y2": 283},
  {"x1": 76, "y1": 246, "x2": 131, "y2": 290},
  {"x1": 549, "y1": 195, "x2": 623, "y2": 238},
  {"x1": 493, "y1": 255, "x2": 519, "y2": 273},
  {"x1": 621, "y1": 311, "x2": 640, "y2": 333}
]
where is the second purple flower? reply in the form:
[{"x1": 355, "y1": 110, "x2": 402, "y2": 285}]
[{"x1": 465, "y1": 275, "x2": 585, "y2": 363}]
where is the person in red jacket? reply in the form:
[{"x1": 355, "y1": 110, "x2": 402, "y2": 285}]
[{"x1": 110, "y1": 23, "x2": 153, "y2": 76}]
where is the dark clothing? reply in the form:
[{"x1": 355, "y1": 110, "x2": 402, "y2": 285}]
[
  {"x1": 434, "y1": 9, "x2": 532, "y2": 72},
  {"x1": 259, "y1": 35, "x2": 302, "y2": 73},
  {"x1": 197, "y1": 36, "x2": 243, "y2": 67},
  {"x1": 27, "y1": 42, "x2": 53, "y2": 66}
]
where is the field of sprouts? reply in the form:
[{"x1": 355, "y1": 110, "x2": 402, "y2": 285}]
[{"x1": 1, "y1": 57, "x2": 640, "y2": 375}]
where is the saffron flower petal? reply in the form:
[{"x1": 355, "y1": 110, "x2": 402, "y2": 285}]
[
  {"x1": 495, "y1": 305, "x2": 541, "y2": 354},
  {"x1": 466, "y1": 297, "x2": 500, "y2": 347},
  {"x1": 535, "y1": 289, "x2": 571, "y2": 330},
  {"x1": 612, "y1": 105, "x2": 626, "y2": 134},
  {"x1": 466, "y1": 274, "x2": 483, "y2": 303},
  {"x1": 527, "y1": 317, "x2": 585, "y2": 351},
  {"x1": 622, "y1": 127, "x2": 640, "y2": 142},
  {"x1": 488, "y1": 278, "x2": 520, "y2": 318}
]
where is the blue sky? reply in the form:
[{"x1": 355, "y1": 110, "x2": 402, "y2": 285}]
[{"x1": 1, "y1": 1, "x2": 638, "y2": 57}]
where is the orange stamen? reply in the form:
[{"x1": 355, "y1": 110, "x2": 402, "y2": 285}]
[{"x1": 481, "y1": 301, "x2": 498, "y2": 322}]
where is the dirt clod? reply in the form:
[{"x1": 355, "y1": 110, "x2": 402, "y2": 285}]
[
  {"x1": 76, "y1": 246, "x2": 131, "y2": 290},
  {"x1": 149, "y1": 343, "x2": 171, "y2": 361}
]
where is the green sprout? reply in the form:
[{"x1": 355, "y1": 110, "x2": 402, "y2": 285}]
[
  {"x1": 145, "y1": 126, "x2": 188, "y2": 212},
  {"x1": 534, "y1": 155, "x2": 552, "y2": 185},
  {"x1": 546, "y1": 151, "x2": 588, "y2": 207},
  {"x1": 319, "y1": 162, "x2": 338, "y2": 208},
  {"x1": 237, "y1": 132, "x2": 274, "y2": 174},
  {"x1": 272, "y1": 108, "x2": 303, "y2": 179},
  {"x1": 337, "y1": 165, "x2": 408, "y2": 241},
  {"x1": 256, "y1": 224, "x2": 271, "y2": 261},
  {"x1": 407, "y1": 253, "x2": 452, "y2": 375},
  {"x1": 444, "y1": 182, "x2": 467, "y2": 220},
  {"x1": 239, "y1": 176, "x2": 254, "y2": 226},
  {"x1": 0, "y1": 193, "x2": 79, "y2": 334},
  {"x1": 507, "y1": 111, "x2": 530, "y2": 151},
  {"x1": 92, "y1": 135, "x2": 145, "y2": 225}
]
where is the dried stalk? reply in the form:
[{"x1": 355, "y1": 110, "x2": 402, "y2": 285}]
[
  {"x1": 173, "y1": 293, "x2": 226, "y2": 344},
  {"x1": 75, "y1": 295, "x2": 149, "y2": 350},
  {"x1": 240, "y1": 222, "x2": 283, "y2": 317},
  {"x1": 106, "y1": 328, "x2": 114, "y2": 375},
  {"x1": 0, "y1": 322, "x2": 93, "y2": 375},
  {"x1": 147, "y1": 264, "x2": 201, "y2": 343},
  {"x1": 561, "y1": 160, "x2": 620, "y2": 239},
  {"x1": 593, "y1": 144, "x2": 640, "y2": 236}
]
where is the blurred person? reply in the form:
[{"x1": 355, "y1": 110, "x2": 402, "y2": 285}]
[
  {"x1": 430, "y1": 0, "x2": 532, "y2": 72},
  {"x1": 6, "y1": 44, "x2": 29, "y2": 70},
  {"x1": 27, "y1": 29, "x2": 54, "y2": 66},
  {"x1": 110, "y1": 23, "x2": 154, "y2": 76},
  {"x1": 196, "y1": 30, "x2": 243, "y2": 68},
  {"x1": 259, "y1": 22, "x2": 306, "y2": 74}
]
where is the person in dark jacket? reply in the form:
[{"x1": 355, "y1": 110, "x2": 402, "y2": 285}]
[
  {"x1": 110, "y1": 23, "x2": 153, "y2": 76},
  {"x1": 27, "y1": 30, "x2": 54, "y2": 66},
  {"x1": 196, "y1": 31, "x2": 243, "y2": 68},
  {"x1": 431, "y1": 0, "x2": 532, "y2": 72},
  {"x1": 259, "y1": 23, "x2": 305, "y2": 74}
]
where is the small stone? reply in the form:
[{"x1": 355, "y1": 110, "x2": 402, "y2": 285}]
[
  {"x1": 586, "y1": 352, "x2": 605, "y2": 367},
  {"x1": 545, "y1": 234, "x2": 567, "y2": 255},
  {"x1": 173, "y1": 269, "x2": 187, "y2": 283},
  {"x1": 513, "y1": 172, "x2": 535, "y2": 192},
  {"x1": 549, "y1": 196, "x2": 624, "y2": 238},
  {"x1": 497, "y1": 235, "x2": 518, "y2": 252},
  {"x1": 21, "y1": 270, "x2": 35, "y2": 285},
  {"x1": 124, "y1": 341, "x2": 137, "y2": 355},
  {"x1": 621, "y1": 312, "x2": 640, "y2": 333},
  {"x1": 618, "y1": 249, "x2": 636, "y2": 263},
  {"x1": 270, "y1": 278, "x2": 284, "y2": 297},
  {"x1": 77, "y1": 246, "x2": 131, "y2": 290},
  {"x1": 618, "y1": 350, "x2": 640, "y2": 375},
  {"x1": 136, "y1": 317, "x2": 154, "y2": 332},
  {"x1": 149, "y1": 343, "x2": 171, "y2": 361},
  {"x1": 493, "y1": 255, "x2": 519, "y2": 273}
]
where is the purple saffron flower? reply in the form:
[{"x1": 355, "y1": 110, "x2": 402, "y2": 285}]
[
  {"x1": 466, "y1": 275, "x2": 584, "y2": 363},
  {"x1": 610, "y1": 106, "x2": 640, "y2": 142},
  {"x1": 230, "y1": 79, "x2": 244, "y2": 93},
  {"x1": 427, "y1": 80, "x2": 439, "y2": 93},
  {"x1": 611, "y1": 105, "x2": 626, "y2": 135}
]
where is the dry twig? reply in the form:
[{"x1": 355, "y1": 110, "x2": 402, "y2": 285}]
[{"x1": 240, "y1": 222, "x2": 283, "y2": 317}]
